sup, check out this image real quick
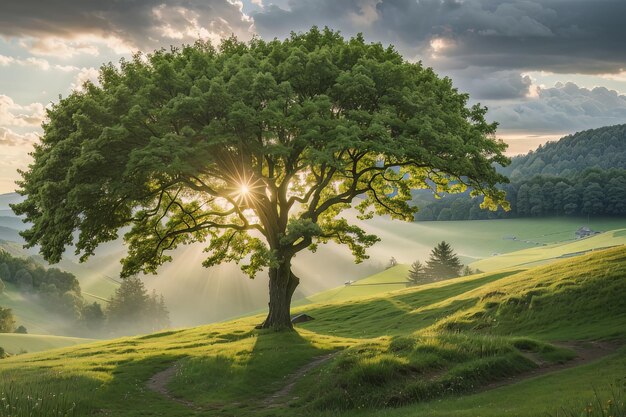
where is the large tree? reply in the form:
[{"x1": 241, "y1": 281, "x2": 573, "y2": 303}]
[{"x1": 13, "y1": 28, "x2": 509, "y2": 330}]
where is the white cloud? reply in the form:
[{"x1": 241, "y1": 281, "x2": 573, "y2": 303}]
[
  {"x1": 0, "y1": 95, "x2": 45, "y2": 128},
  {"x1": 70, "y1": 67, "x2": 100, "y2": 91},
  {"x1": 0, "y1": 126, "x2": 39, "y2": 146},
  {"x1": 152, "y1": 4, "x2": 253, "y2": 47},
  {"x1": 0, "y1": 54, "x2": 50, "y2": 70},
  {"x1": 21, "y1": 36, "x2": 100, "y2": 58}
]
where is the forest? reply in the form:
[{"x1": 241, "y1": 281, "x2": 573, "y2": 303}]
[{"x1": 414, "y1": 124, "x2": 626, "y2": 220}]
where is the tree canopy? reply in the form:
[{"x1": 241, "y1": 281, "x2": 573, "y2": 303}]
[{"x1": 13, "y1": 27, "x2": 509, "y2": 329}]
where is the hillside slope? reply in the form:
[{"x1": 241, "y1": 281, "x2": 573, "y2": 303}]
[
  {"x1": 500, "y1": 123, "x2": 626, "y2": 179},
  {"x1": 1, "y1": 246, "x2": 625, "y2": 416}
]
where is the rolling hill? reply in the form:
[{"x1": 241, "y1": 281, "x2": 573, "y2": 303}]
[
  {"x1": 0, "y1": 245, "x2": 624, "y2": 416},
  {"x1": 2, "y1": 187, "x2": 626, "y2": 334}
]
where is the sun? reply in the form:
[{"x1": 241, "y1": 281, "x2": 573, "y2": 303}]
[{"x1": 239, "y1": 184, "x2": 250, "y2": 195}]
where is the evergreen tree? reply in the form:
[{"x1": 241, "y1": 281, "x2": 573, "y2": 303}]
[
  {"x1": 107, "y1": 276, "x2": 149, "y2": 326},
  {"x1": 14, "y1": 325, "x2": 27, "y2": 334},
  {"x1": 582, "y1": 182, "x2": 605, "y2": 215},
  {"x1": 107, "y1": 276, "x2": 169, "y2": 334},
  {"x1": 516, "y1": 184, "x2": 531, "y2": 215},
  {"x1": 407, "y1": 261, "x2": 425, "y2": 286},
  {"x1": 424, "y1": 241, "x2": 463, "y2": 280},
  {"x1": 462, "y1": 265, "x2": 474, "y2": 276}
]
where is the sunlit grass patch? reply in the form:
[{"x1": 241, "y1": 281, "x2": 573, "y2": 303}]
[{"x1": 296, "y1": 331, "x2": 565, "y2": 411}]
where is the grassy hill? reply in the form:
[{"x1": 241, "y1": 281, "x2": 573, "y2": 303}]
[
  {"x1": 2, "y1": 188, "x2": 626, "y2": 331},
  {"x1": 0, "y1": 333, "x2": 94, "y2": 355},
  {"x1": 1, "y1": 246, "x2": 624, "y2": 416},
  {"x1": 470, "y1": 227, "x2": 626, "y2": 272}
]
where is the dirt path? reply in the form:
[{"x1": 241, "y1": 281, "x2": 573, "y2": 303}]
[
  {"x1": 145, "y1": 341, "x2": 621, "y2": 411},
  {"x1": 480, "y1": 340, "x2": 621, "y2": 392},
  {"x1": 145, "y1": 352, "x2": 338, "y2": 411},
  {"x1": 146, "y1": 361, "x2": 204, "y2": 410},
  {"x1": 262, "y1": 352, "x2": 338, "y2": 408}
]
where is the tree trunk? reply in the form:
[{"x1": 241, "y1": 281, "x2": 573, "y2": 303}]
[{"x1": 258, "y1": 257, "x2": 300, "y2": 330}]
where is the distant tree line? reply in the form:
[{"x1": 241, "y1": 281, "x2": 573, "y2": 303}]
[
  {"x1": 0, "y1": 250, "x2": 169, "y2": 337},
  {"x1": 500, "y1": 124, "x2": 626, "y2": 180},
  {"x1": 0, "y1": 250, "x2": 83, "y2": 319},
  {"x1": 413, "y1": 124, "x2": 626, "y2": 221},
  {"x1": 415, "y1": 169, "x2": 626, "y2": 221}
]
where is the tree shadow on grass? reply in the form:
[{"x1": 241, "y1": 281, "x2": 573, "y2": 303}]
[
  {"x1": 171, "y1": 329, "x2": 334, "y2": 413},
  {"x1": 98, "y1": 328, "x2": 334, "y2": 416}
]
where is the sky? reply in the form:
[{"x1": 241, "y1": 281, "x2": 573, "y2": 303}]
[{"x1": 2, "y1": 0, "x2": 626, "y2": 193}]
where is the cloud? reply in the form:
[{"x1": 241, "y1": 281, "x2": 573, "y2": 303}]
[
  {"x1": 0, "y1": 126, "x2": 39, "y2": 146},
  {"x1": 489, "y1": 82, "x2": 626, "y2": 132},
  {"x1": 0, "y1": 54, "x2": 51, "y2": 70},
  {"x1": 448, "y1": 68, "x2": 534, "y2": 100},
  {"x1": 0, "y1": 0, "x2": 255, "y2": 54},
  {"x1": 253, "y1": 0, "x2": 626, "y2": 75},
  {"x1": 0, "y1": 95, "x2": 45, "y2": 128},
  {"x1": 20, "y1": 36, "x2": 100, "y2": 58},
  {"x1": 70, "y1": 67, "x2": 100, "y2": 91}
]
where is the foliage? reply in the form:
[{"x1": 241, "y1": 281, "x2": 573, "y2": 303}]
[
  {"x1": 424, "y1": 241, "x2": 462, "y2": 280},
  {"x1": 415, "y1": 123, "x2": 626, "y2": 221},
  {"x1": 407, "y1": 260, "x2": 425, "y2": 285},
  {"x1": 0, "y1": 246, "x2": 625, "y2": 416},
  {"x1": 107, "y1": 276, "x2": 169, "y2": 335},
  {"x1": 0, "y1": 307, "x2": 15, "y2": 333},
  {"x1": 0, "y1": 251, "x2": 82, "y2": 319},
  {"x1": 0, "y1": 277, "x2": 4, "y2": 294},
  {"x1": 12, "y1": 27, "x2": 509, "y2": 328},
  {"x1": 14, "y1": 325, "x2": 27, "y2": 334},
  {"x1": 501, "y1": 124, "x2": 626, "y2": 179},
  {"x1": 80, "y1": 302, "x2": 105, "y2": 333},
  {"x1": 386, "y1": 257, "x2": 398, "y2": 269}
]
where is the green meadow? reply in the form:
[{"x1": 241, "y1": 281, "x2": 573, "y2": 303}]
[{"x1": 1, "y1": 245, "x2": 624, "y2": 416}]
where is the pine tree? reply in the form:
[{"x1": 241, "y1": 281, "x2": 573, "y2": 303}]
[
  {"x1": 424, "y1": 241, "x2": 463, "y2": 281},
  {"x1": 107, "y1": 276, "x2": 150, "y2": 332},
  {"x1": 107, "y1": 276, "x2": 169, "y2": 334},
  {"x1": 407, "y1": 261, "x2": 425, "y2": 286}
]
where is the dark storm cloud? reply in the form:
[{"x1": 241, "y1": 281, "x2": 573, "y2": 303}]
[
  {"x1": 254, "y1": 0, "x2": 626, "y2": 74},
  {"x1": 489, "y1": 82, "x2": 626, "y2": 132},
  {"x1": 448, "y1": 68, "x2": 533, "y2": 100},
  {"x1": 0, "y1": 0, "x2": 254, "y2": 52}
]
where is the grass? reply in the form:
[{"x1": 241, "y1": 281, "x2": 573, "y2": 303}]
[
  {"x1": 296, "y1": 264, "x2": 411, "y2": 305},
  {"x1": 0, "y1": 245, "x2": 624, "y2": 416},
  {"x1": 0, "y1": 282, "x2": 71, "y2": 335},
  {"x1": 0, "y1": 333, "x2": 94, "y2": 355},
  {"x1": 470, "y1": 228, "x2": 626, "y2": 272},
  {"x1": 3, "y1": 216, "x2": 626, "y2": 332}
]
